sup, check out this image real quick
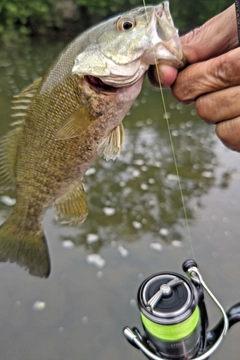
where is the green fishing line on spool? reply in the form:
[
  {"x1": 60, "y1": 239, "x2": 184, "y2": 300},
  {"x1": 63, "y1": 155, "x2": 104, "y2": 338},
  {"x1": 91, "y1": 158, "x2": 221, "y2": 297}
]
[{"x1": 140, "y1": 306, "x2": 200, "y2": 341}]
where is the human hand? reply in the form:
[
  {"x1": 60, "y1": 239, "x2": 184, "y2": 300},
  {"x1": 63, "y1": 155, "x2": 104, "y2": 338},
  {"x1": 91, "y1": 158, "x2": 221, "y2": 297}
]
[
  {"x1": 173, "y1": 4, "x2": 240, "y2": 152},
  {"x1": 151, "y1": 4, "x2": 240, "y2": 152}
]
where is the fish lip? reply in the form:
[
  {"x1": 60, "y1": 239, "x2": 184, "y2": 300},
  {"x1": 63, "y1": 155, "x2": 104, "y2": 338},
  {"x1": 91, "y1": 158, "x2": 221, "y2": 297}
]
[{"x1": 149, "y1": 2, "x2": 186, "y2": 68}]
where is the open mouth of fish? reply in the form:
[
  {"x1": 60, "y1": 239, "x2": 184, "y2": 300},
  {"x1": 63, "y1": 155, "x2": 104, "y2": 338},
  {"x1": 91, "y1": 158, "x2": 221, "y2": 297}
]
[{"x1": 85, "y1": 75, "x2": 119, "y2": 93}]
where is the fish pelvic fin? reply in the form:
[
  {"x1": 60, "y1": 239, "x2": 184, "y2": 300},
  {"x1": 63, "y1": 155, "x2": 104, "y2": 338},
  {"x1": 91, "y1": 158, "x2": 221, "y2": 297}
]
[
  {"x1": 0, "y1": 125, "x2": 23, "y2": 191},
  {"x1": 97, "y1": 122, "x2": 125, "y2": 161},
  {"x1": 0, "y1": 216, "x2": 50, "y2": 278},
  {"x1": 54, "y1": 180, "x2": 88, "y2": 225}
]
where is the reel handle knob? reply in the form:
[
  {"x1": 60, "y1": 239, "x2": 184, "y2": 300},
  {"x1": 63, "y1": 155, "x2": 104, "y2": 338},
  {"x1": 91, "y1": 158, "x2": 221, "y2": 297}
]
[{"x1": 182, "y1": 259, "x2": 198, "y2": 273}]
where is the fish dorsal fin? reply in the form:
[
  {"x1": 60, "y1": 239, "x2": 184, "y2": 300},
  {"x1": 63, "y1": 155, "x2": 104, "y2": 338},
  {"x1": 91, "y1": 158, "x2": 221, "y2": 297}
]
[
  {"x1": 55, "y1": 102, "x2": 101, "y2": 140},
  {"x1": 97, "y1": 123, "x2": 125, "y2": 161},
  {"x1": 11, "y1": 78, "x2": 41, "y2": 122},
  {"x1": 0, "y1": 78, "x2": 41, "y2": 191},
  {"x1": 54, "y1": 180, "x2": 88, "y2": 225},
  {"x1": 0, "y1": 126, "x2": 23, "y2": 190}
]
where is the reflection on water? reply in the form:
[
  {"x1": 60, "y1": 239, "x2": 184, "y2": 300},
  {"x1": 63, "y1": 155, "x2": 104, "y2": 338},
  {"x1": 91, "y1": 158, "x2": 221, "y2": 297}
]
[{"x1": 0, "y1": 39, "x2": 240, "y2": 360}]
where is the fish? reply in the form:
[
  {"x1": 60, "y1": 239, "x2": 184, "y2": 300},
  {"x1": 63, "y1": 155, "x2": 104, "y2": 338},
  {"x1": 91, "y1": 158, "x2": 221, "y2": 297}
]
[{"x1": 0, "y1": 1, "x2": 185, "y2": 277}]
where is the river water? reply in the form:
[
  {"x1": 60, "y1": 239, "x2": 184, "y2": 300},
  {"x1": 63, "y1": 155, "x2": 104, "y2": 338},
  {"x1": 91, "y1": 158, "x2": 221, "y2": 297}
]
[{"x1": 0, "y1": 37, "x2": 240, "y2": 360}]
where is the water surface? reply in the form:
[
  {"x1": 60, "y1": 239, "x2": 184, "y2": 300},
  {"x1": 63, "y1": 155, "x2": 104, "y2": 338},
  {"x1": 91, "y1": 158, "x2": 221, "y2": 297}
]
[{"x1": 0, "y1": 38, "x2": 240, "y2": 360}]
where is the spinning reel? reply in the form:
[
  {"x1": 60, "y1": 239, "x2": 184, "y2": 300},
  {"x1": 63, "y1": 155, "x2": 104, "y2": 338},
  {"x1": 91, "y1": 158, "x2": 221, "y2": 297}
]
[{"x1": 123, "y1": 259, "x2": 240, "y2": 360}]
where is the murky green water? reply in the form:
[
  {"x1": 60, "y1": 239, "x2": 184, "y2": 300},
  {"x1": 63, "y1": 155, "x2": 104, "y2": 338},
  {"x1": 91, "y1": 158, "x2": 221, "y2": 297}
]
[{"x1": 0, "y1": 37, "x2": 240, "y2": 360}]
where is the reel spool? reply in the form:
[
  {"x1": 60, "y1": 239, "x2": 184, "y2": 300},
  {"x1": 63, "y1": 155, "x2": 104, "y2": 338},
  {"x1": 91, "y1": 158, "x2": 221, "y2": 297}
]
[{"x1": 123, "y1": 259, "x2": 230, "y2": 360}]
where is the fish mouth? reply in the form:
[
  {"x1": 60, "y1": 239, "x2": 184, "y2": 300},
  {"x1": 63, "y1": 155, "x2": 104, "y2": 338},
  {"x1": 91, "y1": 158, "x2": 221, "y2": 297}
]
[{"x1": 85, "y1": 75, "x2": 118, "y2": 93}]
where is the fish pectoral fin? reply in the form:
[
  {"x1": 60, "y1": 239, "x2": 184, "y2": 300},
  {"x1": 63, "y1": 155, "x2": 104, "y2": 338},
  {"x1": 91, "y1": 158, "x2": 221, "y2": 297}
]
[
  {"x1": 55, "y1": 102, "x2": 101, "y2": 140},
  {"x1": 54, "y1": 180, "x2": 88, "y2": 225},
  {"x1": 0, "y1": 125, "x2": 23, "y2": 190},
  {"x1": 97, "y1": 123, "x2": 125, "y2": 161}
]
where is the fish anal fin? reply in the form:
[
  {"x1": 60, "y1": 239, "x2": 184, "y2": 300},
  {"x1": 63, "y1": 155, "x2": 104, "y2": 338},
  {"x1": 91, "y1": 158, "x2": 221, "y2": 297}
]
[
  {"x1": 54, "y1": 180, "x2": 88, "y2": 225},
  {"x1": 97, "y1": 122, "x2": 125, "y2": 161},
  {"x1": 55, "y1": 102, "x2": 101, "y2": 140},
  {"x1": 0, "y1": 125, "x2": 23, "y2": 190}
]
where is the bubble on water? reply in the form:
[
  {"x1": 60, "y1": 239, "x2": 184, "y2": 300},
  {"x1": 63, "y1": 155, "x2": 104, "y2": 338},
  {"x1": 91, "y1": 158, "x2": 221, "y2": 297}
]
[
  {"x1": 61, "y1": 240, "x2": 75, "y2": 249},
  {"x1": 86, "y1": 254, "x2": 106, "y2": 269},
  {"x1": 103, "y1": 207, "x2": 115, "y2": 216},
  {"x1": 191, "y1": 109, "x2": 197, "y2": 116},
  {"x1": 132, "y1": 221, "x2": 142, "y2": 230},
  {"x1": 133, "y1": 159, "x2": 144, "y2": 166},
  {"x1": 162, "y1": 112, "x2": 171, "y2": 119},
  {"x1": 130, "y1": 299, "x2": 137, "y2": 307},
  {"x1": 140, "y1": 183, "x2": 148, "y2": 190},
  {"x1": 159, "y1": 228, "x2": 169, "y2": 237},
  {"x1": 172, "y1": 130, "x2": 179, "y2": 137},
  {"x1": 167, "y1": 174, "x2": 178, "y2": 182},
  {"x1": 171, "y1": 240, "x2": 182, "y2": 248},
  {"x1": 14, "y1": 301, "x2": 21, "y2": 307},
  {"x1": 85, "y1": 168, "x2": 96, "y2": 176},
  {"x1": 132, "y1": 169, "x2": 140, "y2": 177},
  {"x1": 201, "y1": 171, "x2": 213, "y2": 178},
  {"x1": 169, "y1": 102, "x2": 176, "y2": 109},
  {"x1": 33, "y1": 301, "x2": 46, "y2": 311},
  {"x1": 176, "y1": 103, "x2": 183, "y2": 110},
  {"x1": 0, "y1": 196, "x2": 16, "y2": 206},
  {"x1": 223, "y1": 217, "x2": 230, "y2": 224},
  {"x1": 154, "y1": 161, "x2": 161, "y2": 168},
  {"x1": 58, "y1": 327, "x2": 64, "y2": 333},
  {"x1": 148, "y1": 178, "x2": 155, "y2": 184},
  {"x1": 118, "y1": 245, "x2": 129, "y2": 258},
  {"x1": 119, "y1": 181, "x2": 126, "y2": 187},
  {"x1": 82, "y1": 316, "x2": 88, "y2": 325},
  {"x1": 150, "y1": 242, "x2": 163, "y2": 252},
  {"x1": 146, "y1": 118, "x2": 153, "y2": 125},
  {"x1": 141, "y1": 165, "x2": 148, "y2": 172},
  {"x1": 86, "y1": 233, "x2": 99, "y2": 244}
]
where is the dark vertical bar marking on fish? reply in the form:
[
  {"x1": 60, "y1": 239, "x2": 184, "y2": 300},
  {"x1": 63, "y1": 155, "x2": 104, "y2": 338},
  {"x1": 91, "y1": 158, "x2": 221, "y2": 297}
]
[{"x1": 235, "y1": 0, "x2": 240, "y2": 45}]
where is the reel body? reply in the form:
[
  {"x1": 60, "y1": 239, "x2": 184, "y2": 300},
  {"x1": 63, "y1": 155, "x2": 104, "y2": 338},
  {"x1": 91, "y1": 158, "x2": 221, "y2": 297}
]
[
  {"x1": 123, "y1": 260, "x2": 237, "y2": 360},
  {"x1": 138, "y1": 272, "x2": 202, "y2": 359}
]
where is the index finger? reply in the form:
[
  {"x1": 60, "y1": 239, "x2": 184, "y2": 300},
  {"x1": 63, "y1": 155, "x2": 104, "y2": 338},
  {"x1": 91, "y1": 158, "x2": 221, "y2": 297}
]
[{"x1": 181, "y1": 4, "x2": 238, "y2": 64}]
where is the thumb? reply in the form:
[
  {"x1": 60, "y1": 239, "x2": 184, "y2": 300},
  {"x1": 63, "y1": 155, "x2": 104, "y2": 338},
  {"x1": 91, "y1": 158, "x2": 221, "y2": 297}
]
[{"x1": 181, "y1": 4, "x2": 238, "y2": 64}]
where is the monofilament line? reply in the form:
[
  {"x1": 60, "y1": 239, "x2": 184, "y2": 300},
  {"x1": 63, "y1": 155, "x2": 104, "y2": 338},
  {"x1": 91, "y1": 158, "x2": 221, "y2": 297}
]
[{"x1": 142, "y1": 0, "x2": 195, "y2": 259}]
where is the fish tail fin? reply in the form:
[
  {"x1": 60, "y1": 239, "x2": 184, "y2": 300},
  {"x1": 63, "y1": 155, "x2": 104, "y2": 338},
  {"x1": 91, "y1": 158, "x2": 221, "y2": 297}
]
[{"x1": 0, "y1": 217, "x2": 50, "y2": 278}]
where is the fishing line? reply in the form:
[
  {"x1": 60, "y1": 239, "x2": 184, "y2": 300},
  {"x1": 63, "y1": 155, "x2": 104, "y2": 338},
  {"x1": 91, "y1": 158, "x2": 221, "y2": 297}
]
[{"x1": 142, "y1": 0, "x2": 195, "y2": 259}]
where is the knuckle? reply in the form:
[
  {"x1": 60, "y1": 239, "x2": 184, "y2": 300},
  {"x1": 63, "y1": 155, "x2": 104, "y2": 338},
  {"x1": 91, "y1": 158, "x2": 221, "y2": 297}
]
[
  {"x1": 213, "y1": 51, "x2": 240, "y2": 88},
  {"x1": 216, "y1": 119, "x2": 240, "y2": 152},
  {"x1": 195, "y1": 96, "x2": 212, "y2": 123}
]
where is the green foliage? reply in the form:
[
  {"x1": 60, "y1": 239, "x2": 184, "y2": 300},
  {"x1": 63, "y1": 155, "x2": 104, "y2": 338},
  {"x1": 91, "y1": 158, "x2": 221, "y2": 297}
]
[{"x1": 0, "y1": 0, "x2": 235, "y2": 38}]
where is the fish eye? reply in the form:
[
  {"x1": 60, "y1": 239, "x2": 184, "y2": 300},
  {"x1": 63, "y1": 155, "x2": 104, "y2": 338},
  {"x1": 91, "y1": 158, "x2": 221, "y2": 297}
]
[{"x1": 117, "y1": 18, "x2": 135, "y2": 31}]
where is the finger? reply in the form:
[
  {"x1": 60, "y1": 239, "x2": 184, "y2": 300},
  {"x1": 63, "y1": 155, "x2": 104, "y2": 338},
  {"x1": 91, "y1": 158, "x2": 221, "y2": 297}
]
[
  {"x1": 195, "y1": 86, "x2": 240, "y2": 124},
  {"x1": 181, "y1": 4, "x2": 238, "y2": 64},
  {"x1": 216, "y1": 117, "x2": 240, "y2": 152},
  {"x1": 148, "y1": 64, "x2": 178, "y2": 88},
  {"x1": 172, "y1": 48, "x2": 240, "y2": 102}
]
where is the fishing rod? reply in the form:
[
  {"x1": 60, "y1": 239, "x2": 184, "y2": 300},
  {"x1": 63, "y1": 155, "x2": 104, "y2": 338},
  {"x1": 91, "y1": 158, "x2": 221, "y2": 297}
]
[{"x1": 123, "y1": 259, "x2": 240, "y2": 360}]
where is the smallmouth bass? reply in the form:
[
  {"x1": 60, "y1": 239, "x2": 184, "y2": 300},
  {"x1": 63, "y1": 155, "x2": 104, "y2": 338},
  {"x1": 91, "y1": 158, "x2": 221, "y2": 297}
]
[{"x1": 0, "y1": 2, "x2": 185, "y2": 277}]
